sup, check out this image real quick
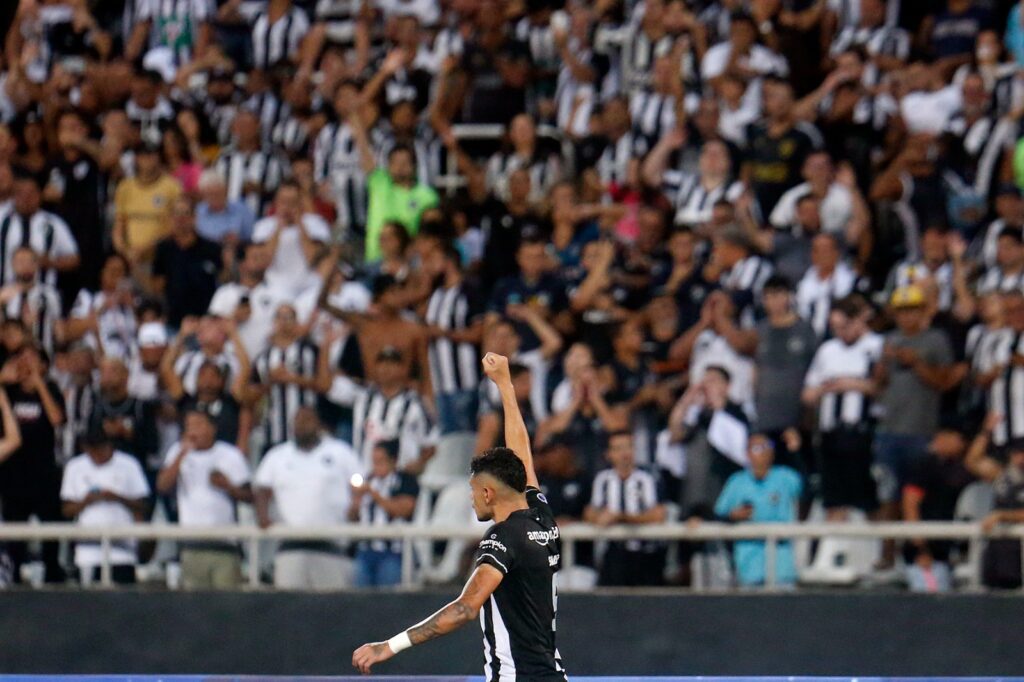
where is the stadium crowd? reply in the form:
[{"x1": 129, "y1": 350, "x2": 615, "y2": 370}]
[{"x1": 0, "y1": 0, "x2": 1023, "y2": 592}]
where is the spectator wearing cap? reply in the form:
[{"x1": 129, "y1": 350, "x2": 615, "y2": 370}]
[
  {"x1": 976, "y1": 226, "x2": 1024, "y2": 294},
  {"x1": 246, "y1": 302, "x2": 330, "y2": 451},
  {"x1": 712, "y1": 433, "x2": 802, "y2": 588},
  {"x1": 129, "y1": 321, "x2": 169, "y2": 401},
  {"x1": 585, "y1": 431, "x2": 667, "y2": 587},
  {"x1": 352, "y1": 346, "x2": 434, "y2": 473},
  {"x1": 0, "y1": 247, "x2": 65, "y2": 358},
  {"x1": 901, "y1": 425, "x2": 974, "y2": 592},
  {"x1": 66, "y1": 254, "x2": 137, "y2": 360},
  {"x1": 255, "y1": 406, "x2": 362, "y2": 590},
  {"x1": 156, "y1": 408, "x2": 252, "y2": 590},
  {"x1": 112, "y1": 140, "x2": 182, "y2": 271},
  {"x1": 0, "y1": 344, "x2": 66, "y2": 583},
  {"x1": 251, "y1": 181, "x2": 330, "y2": 300},
  {"x1": 883, "y1": 226, "x2": 970, "y2": 319},
  {"x1": 349, "y1": 438, "x2": 419, "y2": 587},
  {"x1": 668, "y1": 365, "x2": 750, "y2": 518},
  {"x1": 150, "y1": 195, "x2": 224, "y2": 328},
  {"x1": 0, "y1": 169, "x2": 80, "y2": 290},
  {"x1": 803, "y1": 294, "x2": 881, "y2": 519},
  {"x1": 89, "y1": 357, "x2": 160, "y2": 475},
  {"x1": 795, "y1": 233, "x2": 858, "y2": 338},
  {"x1": 60, "y1": 428, "x2": 150, "y2": 585},
  {"x1": 195, "y1": 169, "x2": 255, "y2": 246},
  {"x1": 874, "y1": 284, "x2": 956, "y2": 547},
  {"x1": 753, "y1": 275, "x2": 818, "y2": 467}
]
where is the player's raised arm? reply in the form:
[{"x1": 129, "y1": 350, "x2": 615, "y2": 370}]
[
  {"x1": 481, "y1": 352, "x2": 538, "y2": 489},
  {"x1": 351, "y1": 564, "x2": 503, "y2": 673}
]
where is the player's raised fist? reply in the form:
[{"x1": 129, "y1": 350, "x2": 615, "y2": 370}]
[{"x1": 482, "y1": 352, "x2": 511, "y2": 383}]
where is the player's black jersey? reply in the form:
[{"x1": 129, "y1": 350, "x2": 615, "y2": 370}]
[{"x1": 474, "y1": 487, "x2": 568, "y2": 682}]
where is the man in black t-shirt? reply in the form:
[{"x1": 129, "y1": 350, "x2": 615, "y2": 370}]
[
  {"x1": 0, "y1": 345, "x2": 66, "y2": 583},
  {"x1": 354, "y1": 353, "x2": 567, "y2": 681},
  {"x1": 151, "y1": 196, "x2": 223, "y2": 328}
]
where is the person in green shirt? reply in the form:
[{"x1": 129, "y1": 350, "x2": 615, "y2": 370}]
[{"x1": 353, "y1": 112, "x2": 439, "y2": 262}]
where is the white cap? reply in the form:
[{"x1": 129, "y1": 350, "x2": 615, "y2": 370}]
[
  {"x1": 142, "y1": 47, "x2": 177, "y2": 84},
  {"x1": 137, "y1": 322, "x2": 169, "y2": 349}
]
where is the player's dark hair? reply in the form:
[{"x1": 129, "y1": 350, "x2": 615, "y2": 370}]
[{"x1": 471, "y1": 448, "x2": 527, "y2": 493}]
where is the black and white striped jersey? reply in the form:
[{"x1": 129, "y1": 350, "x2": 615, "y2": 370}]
[
  {"x1": 244, "y1": 90, "x2": 285, "y2": 146},
  {"x1": 629, "y1": 89, "x2": 696, "y2": 148},
  {"x1": 590, "y1": 467, "x2": 662, "y2": 552},
  {"x1": 214, "y1": 147, "x2": 284, "y2": 218},
  {"x1": 721, "y1": 254, "x2": 774, "y2": 298},
  {"x1": 252, "y1": 338, "x2": 320, "y2": 448},
  {"x1": 126, "y1": 97, "x2": 176, "y2": 146},
  {"x1": 357, "y1": 470, "x2": 419, "y2": 553},
  {"x1": 795, "y1": 263, "x2": 858, "y2": 338},
  {"x1": 830, "y1": 24, "x2": 910, "y2": 76},
  {"x1": 371, "y1": 124, "x2": 444, "y2": 187},
  {"x1": 596, "y1": 131, "x2": 647, "y2": 192},
  {"x1": 484, "y1": 150, "x2": 561, "y2": 203},
  {"x1": 986, "y1": 330, "x2": 1024, "y2": 447},
  {"x1": 424, "y1": 283, "x2": 481, "y2": 394},
  {"x1": 59, "y1": 379, "x2": 95, "y2": 467},
  {"x1": 3, "y1": 282, "x2": 63, "y2": 358},
  {"x1": 661, "y1": 171, "x2": 743, "y2": 227},
  {"x1": 271, "y1": 105, "x2": 314, "y2": 156},
  {"x1": 473, "y1": 487, "x2": 566, "y2": 682},
  {"x1": 69, "y1": 290, "x2": 138, "y2": 359},
  {"x1": 352, "y1": 386, "x2": 433, "y2": 470},
  {"x1": 943, "y1": 113, "x2": 1017, "y2": 201},
  {"x1": 251, "y1": 5, "x2": 311, "y2": 70},
  {"x1": 553, "y1": 43, "x2": 611, "y2": 137},
  {"x1": 314, "y1": 121, "x2": 368, "y2": 231},
  {"x1": 0, "y1": 207, "x2": 79, "y2": 290},
  {"x1": 976, "y1": 266, "x2": 1024, "y2": 295},
  {"x1": 803, "y1": 332, "x2": 884, "y2": 432},
  {"x1": 174, "y1": 347, "x2": 241, "y2": 398},
  {"x1": 314, "y1": 0, "x2": 361, "y2": 46}
]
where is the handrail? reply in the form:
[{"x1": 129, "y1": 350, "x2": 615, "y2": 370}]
[{"x1": 4, "y1": 521, "x2": 1021, "y2": 591}]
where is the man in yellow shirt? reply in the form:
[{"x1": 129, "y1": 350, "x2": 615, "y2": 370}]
[{"x1": 113, "y1": 142, "x2": 182, "y2": 269}]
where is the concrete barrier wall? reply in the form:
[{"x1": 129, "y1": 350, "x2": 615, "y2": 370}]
[{"x1": 1, "y1": 592, "x2": 1023, "y2": 676}]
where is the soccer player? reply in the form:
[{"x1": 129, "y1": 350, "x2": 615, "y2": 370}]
[{"x1": 352, "y1": 352, "x2": 568, "y2": 680}]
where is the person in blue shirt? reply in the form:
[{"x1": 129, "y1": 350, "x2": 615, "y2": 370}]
[
  {"x1": 195, "y1": 170, "x2": 255, "y2": 245},
  {"x1": 714, "y1": 433, "x2": 803, "y2": 587}
]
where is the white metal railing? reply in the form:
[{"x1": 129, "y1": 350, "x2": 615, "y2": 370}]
[
  {"x1": 434, "y1": 123, "x2": 575, "y2": 195},
  {"x1": 5, "y1": 522, "x2": 1024, "y2": 591}
]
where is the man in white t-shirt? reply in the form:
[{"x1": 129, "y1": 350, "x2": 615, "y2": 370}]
[
  {"x1": 254, "y1": 406, "x2": 362, "y2": 590},
  {"x1": 250, "y1": 181, "x2": 331, "y2": 300},
  {"x1": 60, "y1": 429, "x2": 150, "y2": 585},
  {"x1": 156, "y1": 409, "x2": 252, "y2": 589},
  {"x1": 208, "y1": 241, "x2": 289, "y2": 359}
]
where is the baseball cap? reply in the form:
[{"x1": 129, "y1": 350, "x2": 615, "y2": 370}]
[
  {"x1": 137, "y1": 322, "x2": 169, "y2": 348},
  {"x1": 890, "y1": 284, "x2": 926, "y2": 309}
]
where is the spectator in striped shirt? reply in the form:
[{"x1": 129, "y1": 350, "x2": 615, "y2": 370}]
[
  {"x1": 350, "y1": 438, "x2": 419, "y2": 587},
  {"x1": 585, "y1": 430, "x2": 667, "y2": 587}
]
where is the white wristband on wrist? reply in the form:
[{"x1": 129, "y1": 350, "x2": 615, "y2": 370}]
[{"x1": 387, "y1": 631, "x2": 412, "y2": 654}]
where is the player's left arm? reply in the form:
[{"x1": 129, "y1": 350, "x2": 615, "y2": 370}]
[{"x1": 352, "y1": 564, "x2": 504, "y2": 674}]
